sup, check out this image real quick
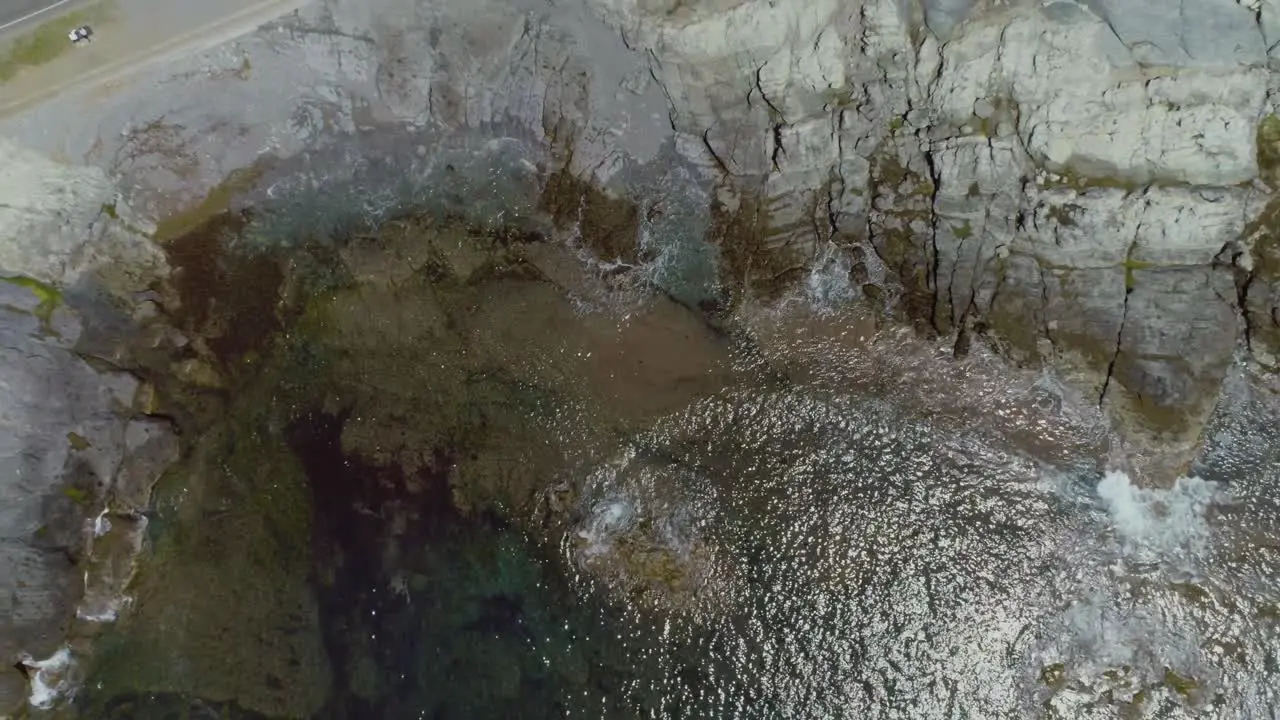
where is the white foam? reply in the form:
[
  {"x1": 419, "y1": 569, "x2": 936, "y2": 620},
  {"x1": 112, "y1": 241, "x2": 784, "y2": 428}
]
[
  {"x1": 76, "y1": 594, "x2": 129, "y2": 623},
  {"x1": 92, "y1": 509, "x2": 112, "y2": 537},
  {"x1": 1036, "y1": 589, "x2": 1209, "y2": 711},
  {"x1": 803, "y1": 243, "x2": 856, "y2": 312},
  {"x1": 1096, "y1": 470, "x2": 1221, "y2": 569},
  {"x1": 577, "y1": 496, "x2": 637, "y2": 556},
  {"x1": 20, "y1": 646, "x2": 76, "y2": 710},
  {"x1": 1025, "y1": 471, "x2": 1225, "y2": 709}
]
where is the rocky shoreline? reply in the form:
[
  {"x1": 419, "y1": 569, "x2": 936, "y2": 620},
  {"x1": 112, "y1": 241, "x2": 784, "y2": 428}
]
[
  {"x1": 3, "y1": 0, "x2": 1280, "y2": 713},
  {"x1": 4, "y1": 0, "x2": 1272, "y2": 446}
]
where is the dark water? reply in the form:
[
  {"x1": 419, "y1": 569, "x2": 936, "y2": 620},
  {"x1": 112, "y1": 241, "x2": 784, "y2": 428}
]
[
  {"x1": 62, "y1": 159, "x2": 1280, "y2": 719},
  {"x1": 81, "y1": 349, "x2": 1280, "y2": 720},
  {"x1": 283, "y1": 409, "x2": 669, "y2": 720}
]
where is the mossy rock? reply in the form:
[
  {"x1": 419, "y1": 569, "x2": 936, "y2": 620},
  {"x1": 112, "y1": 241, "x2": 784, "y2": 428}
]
[
  {"x1": 2, "y1": 275, "x2": 63, "y2": 333},
  {"x1": 153, "y1": 166, "x2": 264, "y2": 244},
  {"x1": 873, "y1": 222, "x2": 937, "y2": 331},
  {"x1": 80, "y1": 392, "x2": 331, "y2": 717},
  {"x1": 1256, "y1": 114, "x2": 1280, "y2": 186},
  {"x1": 1122, "y1": 257, "x2": 1155, "y2": 291},
  {"x1": 1039, "y1": 662, "x2": 1067, "y2": 689},
  {"x1": 540, "y1": 160, "x2": 639, "y2": 263},
  {"x1": 1038, "y1": 167, "x2": 1144, "y2": 194},
  {"x1": 1045, "y1": 202, "x2": 1084, "y2": 227},
  {"x1": 693, "y1": 189, "x2": 812, "y2": 308},
  {"x1": 1162, "y1": 668, "x2": 1200, "y2": 698},
  {"x1": 866, "y1": 149, "x2": 940, "y2": 333},
  {"x1": 1233, "y1": 191, "x2": 1280, "y2": 366}
]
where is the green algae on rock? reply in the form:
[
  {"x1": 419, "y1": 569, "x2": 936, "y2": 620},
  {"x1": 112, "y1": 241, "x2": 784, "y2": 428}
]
[
  {"x1": 541, "y1": 159, "x2": 642, "y2": 265},
  {"x1": 75, "y1": 193, "x2": 739, "y2": 714},
  {"x1": 2, "y1": 275, "x2": 63, "y2": 334},
  {"x1": 1255, "y1": 114, "x2": 1280, "y2": 188},
  {"x1": 867, "y1": 150, "x2": 938, "y2": 334},
  {"x1": 79, "y1": 399, "x2": 331, "y2": 718},
  {"x1": 151, "y1": 167, "x2": 265, "y2": 245},
  {"x1": 161, "y1": 209, "x2": 286, "y2": 368},
  {"x1": 1241, "y1": 120, "x2": 1280, "y2": 369},
  {"x1": 708, "y1": 190, "x2": 808, "y2": 307}
]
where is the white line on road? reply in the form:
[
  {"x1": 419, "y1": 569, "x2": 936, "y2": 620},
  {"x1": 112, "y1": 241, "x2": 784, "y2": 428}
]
[
  {"x1": 0, "y1": 0, "x2": 309, "y2": 118},
  {"x1": 0, "y1": 0, "x2": 76, "y2": 33}
]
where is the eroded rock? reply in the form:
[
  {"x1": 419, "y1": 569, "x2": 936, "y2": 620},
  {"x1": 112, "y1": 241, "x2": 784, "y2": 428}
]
[
  {"x1": 0, "y1": 291, "x2": 170, "y2": 711},
  {"x1": 5, "y1": 0, "x2": 1280, "y2": 706}
]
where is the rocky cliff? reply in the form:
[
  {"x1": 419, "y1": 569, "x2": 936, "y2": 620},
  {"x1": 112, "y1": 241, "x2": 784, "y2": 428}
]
[
  {"x1": 0, "y1": 141, "x2": 174, "y2": 711},
  {"x1": 1, "y1": 0, "x2": 1278, "y2": 710},
  {"x1": 6, "y1": 0, "x2": 1264, "y2": 448},
  {"x1": 592, "y1": 0, "x2": 1280, "y2": 446}
]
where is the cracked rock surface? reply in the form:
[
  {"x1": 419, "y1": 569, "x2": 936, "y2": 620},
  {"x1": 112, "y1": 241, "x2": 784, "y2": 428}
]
[
  {"x1": 5, "y1": 0, "x2": 1274, "y2": 443},
  {"x1": 3, "y1": 0, "x2": 1280, "y2": 707},
  {"x1": 0, "y1": 142, "x2": 173, "y2": 710},
  {"x1": 0, "y1": 286, "x2": 173, "y2": 710}
]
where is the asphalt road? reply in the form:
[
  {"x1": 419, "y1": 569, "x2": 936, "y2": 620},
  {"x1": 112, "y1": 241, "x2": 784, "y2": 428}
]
[{"x1": 0, "y1": 0, "x2": 81, "y2": 36}]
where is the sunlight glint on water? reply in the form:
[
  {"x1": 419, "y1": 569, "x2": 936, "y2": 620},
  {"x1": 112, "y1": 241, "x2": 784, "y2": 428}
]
[{"x1": 560, "y1": 345, "x2": 1280, "y2": 719}]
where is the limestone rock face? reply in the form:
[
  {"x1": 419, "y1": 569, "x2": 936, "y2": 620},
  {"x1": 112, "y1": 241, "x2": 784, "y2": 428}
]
[
  {"x1": 577, "y1": 0, "x2": 1279, "y2": 442},
  {"x1": 0, "y1": 285, "x2": 173, "y2": 711},
  {"x1": 0, "y1": 139, "x2": 166, "y2": 292},
  {"x1": 0, "y1": 142, "x2": 172, "y2": 711},
  {"x1": 10, "y1": 0, "x2": 1269, "y2": 446},
  {"x1": 4, "y1": 5, "x2": 1277, "y2": 622}
]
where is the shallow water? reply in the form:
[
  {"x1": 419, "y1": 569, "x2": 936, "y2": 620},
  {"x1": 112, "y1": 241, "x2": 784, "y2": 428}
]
[
  {"x1": 69, "y1": 202, "x2": 1280, "y2": 719},
  {"x1": 554, "y1": 355, "x2": 1280, "y2": 719},
  {"x1": 280, "y1": 327, "x2": 1280, "y2": 718}
]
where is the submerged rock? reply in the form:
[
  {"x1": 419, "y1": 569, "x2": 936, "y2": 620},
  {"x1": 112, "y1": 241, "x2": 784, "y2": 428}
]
[
  {"x1": 81, "y1": 415, "x2": 331, "y2": 719},
  {"x1": 4, "y1": 0, "x2": 1280, "y2": 711},
  {"x1": 60, "y1": 204, "x2": 741, "y2": 713}
]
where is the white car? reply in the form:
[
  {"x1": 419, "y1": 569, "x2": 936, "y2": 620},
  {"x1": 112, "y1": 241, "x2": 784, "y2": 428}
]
[{"x1": 68, "y1": 25, "x2": 93, "y2": 44}]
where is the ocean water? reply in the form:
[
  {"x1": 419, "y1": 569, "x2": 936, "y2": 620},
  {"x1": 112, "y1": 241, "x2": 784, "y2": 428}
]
[
  {"x1": 264, "y1": 313, "x2": 1280, "y2": 718},
  {"x1": 63, "y1": 170, "x2": 1280, "y2": 718},
  {"x1": 552, "y1": 362, "x2": 1280, "y2": 719}
]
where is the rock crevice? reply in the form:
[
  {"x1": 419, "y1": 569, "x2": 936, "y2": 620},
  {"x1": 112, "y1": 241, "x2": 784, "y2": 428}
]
[{"x1": 4, "y1": 0, "x2": 1280, "y2": 707}]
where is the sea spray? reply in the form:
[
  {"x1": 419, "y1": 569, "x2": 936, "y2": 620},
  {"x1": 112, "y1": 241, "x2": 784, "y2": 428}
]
[
  {"x1": 802, "y1": 242, "x2": 857, "y2": 312},
  {"x1": 18, "y1": 646, "x2": 77, "y2": 711},
  {"x1": 1096, "y1": 470, "x2": 1221, "y2": 574},
  {"x1": 1027, "y1": 470, "x2": 1228, "y2": 714},
  {"x1": 567, "y1": 444, "x2": 722, "y2": 608}
]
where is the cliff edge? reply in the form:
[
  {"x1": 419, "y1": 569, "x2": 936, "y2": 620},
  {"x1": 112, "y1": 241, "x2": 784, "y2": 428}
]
[{"x1": 1, "y1": 0, "x2": 1278, "y2": 711}]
